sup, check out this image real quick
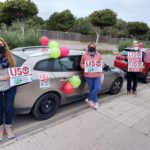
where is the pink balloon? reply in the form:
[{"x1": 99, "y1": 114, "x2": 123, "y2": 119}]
[
  {"x1": 63, "y1": 82, "x2": 74, "y2": 95},
  {"x1": 60, "y1": 47, "x2": 69, "y2": 57},
  {"x1": 40, "y1": 36, "x2": 49, "y2": 46}
]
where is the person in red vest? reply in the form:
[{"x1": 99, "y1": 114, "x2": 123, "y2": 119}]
[{"x1": 80, "y1": 42, "x2": 103, "y2": 109}]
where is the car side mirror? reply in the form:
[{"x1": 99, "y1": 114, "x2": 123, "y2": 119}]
[{"x1": 103, "y1": 64, "x2": 109, "y2": 71}]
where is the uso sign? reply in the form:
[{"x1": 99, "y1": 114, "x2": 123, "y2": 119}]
[
  {"x1": 8, "y1": 66, "x2": 32, "y2": 86},
  {"x1": 84, "y1": 60, "x2": 103, "y2": 73},
  {"x1": 128, "y1": 52, "x2": 143, "y2": 72}
]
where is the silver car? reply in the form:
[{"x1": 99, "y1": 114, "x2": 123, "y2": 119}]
[{"x1": 12, "y1": 46, "x2": 124, "y2": 120}]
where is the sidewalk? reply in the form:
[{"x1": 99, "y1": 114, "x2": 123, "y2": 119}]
[{"x1": 1, "y1": 86, "x2": 150, "y2": 150}]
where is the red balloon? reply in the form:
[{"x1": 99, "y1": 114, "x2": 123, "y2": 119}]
[
  {"x1": 59, "y1": 81, "x2": 67, "y2": 91},
  {"x1": 60, "y1": 47, "x2": 69, "y2": 57},
  {"x1": 40, "y1": 36, "x2": 49, "y2": 46},
  {"x1": 63, "y1": 82, "x2": 74, "y2": 94}
]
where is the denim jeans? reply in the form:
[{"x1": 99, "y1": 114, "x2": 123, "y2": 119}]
[
  {"x1": 85, "y1": 77, "x2": 101, "y2": 103},
  {"x1": 0, "y1": 87, "x2": 16, "y2": 125}
]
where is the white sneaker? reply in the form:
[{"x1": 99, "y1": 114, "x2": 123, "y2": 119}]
[
  {"x1": 93, "y1": 102, "x2": 99, "y2": 110},
  {"x1": 85, "y1": 99, "x2": 94, "y2": 107},
  {"x1": 0, "y1": 125, "x2": 4, "y2": 141},
  {"x1": 85, "y1": 98, "x2": 90, "y2": 103},
  {"x1": 5, "y1": 125, "x2": 15, "y2": 139}
]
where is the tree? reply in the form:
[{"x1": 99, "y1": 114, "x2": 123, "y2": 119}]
[
  {"x1": 127, "y1": 22, "x2": 149, "y2": 38},
  {"x1": 1, "y1": 0, "x2": 38, "y2": 34},
  {"x1": 102, "y1": 19, "x2": 128, "y2": 37},
  {"x1": 0, "y1": 2, "x2": 5, "y2": 26},
  {"x1": 89, "y1": 9, "x2": 117, "y2": 44},
  {"x1": 46, "y1": 9, "x2": 75, "y2": 32},
  {"x1": 26, "y1": 16, "x2": 45, "y2": 29},
  {"x1": 70, "y1": 17, "x2": 94, "y2": 35}
]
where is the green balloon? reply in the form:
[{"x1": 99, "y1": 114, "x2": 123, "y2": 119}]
[
  {"x1": 68, "y1": 76, "x2": 81, "y2": 88},
  {"x1": 50, "y1": 48, "x2": 60, "y2": 58},
  {"x1": 48, "y1": 41, "x2": 59, "y2": 49}
]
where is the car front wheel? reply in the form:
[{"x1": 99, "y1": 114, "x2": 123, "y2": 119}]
[
  {"x1": 32, "y1": 93, "x2": 59, "y2": 120},
  {"x1": 109, "y1": 78, "x2": 123, "y2": 94}
]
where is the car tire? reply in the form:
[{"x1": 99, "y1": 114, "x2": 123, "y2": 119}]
[
  {"x1": 143, "y1": 69, "x2": 150, "y2": 83},
  {"x1": 32, "y1": 93, "x2": 59, "y2": 120},
  {"x1": 109, "y1": 78, "x2": 123, "y2": 94}
]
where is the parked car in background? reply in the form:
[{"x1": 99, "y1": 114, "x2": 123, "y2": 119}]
[
  {"x1": 114, "y1": 48, "x2": 150, "y2": 83},
  {"x1": 12, "y1": 46, "x2": 124, "y2": 120}
]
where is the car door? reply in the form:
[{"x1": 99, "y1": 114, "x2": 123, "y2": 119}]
[
  {"x1": 51, "y1": 55, "x2": 87, "y2": 103},
  {"x1": 101, "y1": 65, "x2": 117, "y2": 93}
]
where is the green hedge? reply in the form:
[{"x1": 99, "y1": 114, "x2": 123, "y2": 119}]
[
  {"x1": 1, "y1": 29, "x2": 41, "y2": 49},
  {"x1": 144, "y1": 44, "x2": 150, "y2": 48},
  {"x1": 118, "y1": 39, "x2": 133, "y2": 52}
]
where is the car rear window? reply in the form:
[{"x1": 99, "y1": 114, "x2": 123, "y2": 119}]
[
  {"x1": 120, "y1": 49, "x2": 136, "y2": 56},
  {"x1": 13, "y1": 54, "x2": 25, "y2": 67},
  {"x1": 120, "y1": 50, "x2": 128, "y2": 56}
]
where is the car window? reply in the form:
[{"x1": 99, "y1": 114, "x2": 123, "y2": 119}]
[
  {"x1": 34, "y1": 59, "x2": 50, "y2": 71},
  {"x1": 51, "y1": 59, "x2": 62, "y2": 71},
  {"x1": 34, "y1": 56, "x2": 82, "y2": 72},
  {"x1": 59, "y1": 56, "x2": 82, "y2": 71},
  {"x1": 13, "y1": 54, "x2": 25, "y2": 67},
  {"x1": 120, "y1": 49, "x2": 134, "y2": 56}
]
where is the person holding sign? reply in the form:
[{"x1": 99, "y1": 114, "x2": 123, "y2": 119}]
[
  {"x1": 0, "y1": 38, "x2": 16, "y2": 140},
  {"x1": 80, "y1": 42, "x2": 103, "y2": 109},
  {"x1": 127, "y1": 49, "x2": 143, "y2": 94}
]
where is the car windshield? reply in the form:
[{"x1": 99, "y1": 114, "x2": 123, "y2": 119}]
[{"x1": 13, "y1": 54, "x2": 25, "y2": 67}]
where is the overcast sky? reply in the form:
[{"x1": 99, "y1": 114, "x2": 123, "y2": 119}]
[{"x1": 0, "y1": 0, "x2": 149, "y2": 26}]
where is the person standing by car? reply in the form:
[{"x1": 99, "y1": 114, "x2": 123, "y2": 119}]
[
  {"x1": 80, "y1": 42, "x2": 103, "y2": 109},
  {"x1": 127, "y1": 48, "x2": 143, "y2": 95},
  {"x1": 0, "y1": 38, "x2": 16, "y2": 140}
]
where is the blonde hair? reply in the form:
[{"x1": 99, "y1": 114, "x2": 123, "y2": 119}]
[
  {"x1": 0, "y1": 37, "x2": 15, "y2": 67},
  {"x1": 88, "y1": 42, "x2": 96, "y2": 49}
]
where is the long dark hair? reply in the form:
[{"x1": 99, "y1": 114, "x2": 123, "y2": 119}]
[{"x1": 0, "y1": 37, "x2": 15, "y2": 67}]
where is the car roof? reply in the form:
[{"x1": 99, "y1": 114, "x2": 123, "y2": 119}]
[{"x1": 12, "y1": 46, "x2": 84, "y2": 60}]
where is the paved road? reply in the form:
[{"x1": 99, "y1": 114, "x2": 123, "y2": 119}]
[{"x1": 1, "y1": 54, "x2": 148, "y2": 143}]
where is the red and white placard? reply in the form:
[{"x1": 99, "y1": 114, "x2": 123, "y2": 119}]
[
  {"x1": 84, "y1": 60, "x2": 103, "y2": 73},
  {"x1": 128, "y1": 52, "x2": 143, "y2": 72},
  {"x1": 8, "y1": 66, "x2": 32, "y2": 86},
  {"x1": 39, "y1": 73, "x2": 50, "y2": 88}
]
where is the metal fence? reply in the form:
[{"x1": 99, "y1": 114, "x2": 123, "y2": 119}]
[
  {"x1": 38, "y1": 30, "x2": 124, "y2": 44},
  {"x1": 1, "y1": 29, "x2": 150, "y2": 45}
]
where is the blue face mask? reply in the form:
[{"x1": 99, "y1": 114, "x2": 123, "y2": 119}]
[{"x1": 88, "y1": 47, "x2": 95, "y2": 53}]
